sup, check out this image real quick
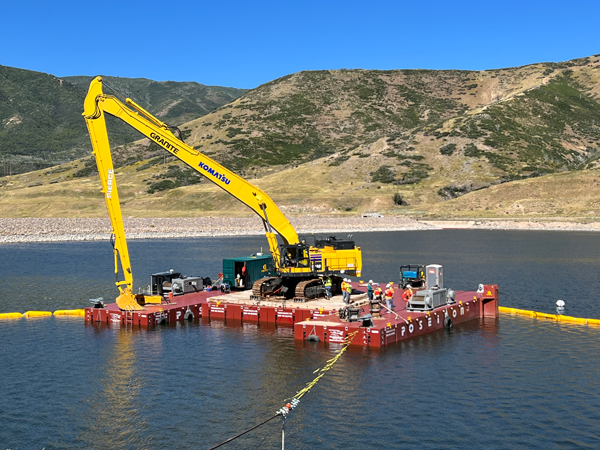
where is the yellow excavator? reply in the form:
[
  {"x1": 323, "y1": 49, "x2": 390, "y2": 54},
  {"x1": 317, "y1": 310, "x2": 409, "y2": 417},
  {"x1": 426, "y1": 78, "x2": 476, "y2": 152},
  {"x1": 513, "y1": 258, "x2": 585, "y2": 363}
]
[{"x1": 83, "y1": 77, "x2": 362, "y2": 310}]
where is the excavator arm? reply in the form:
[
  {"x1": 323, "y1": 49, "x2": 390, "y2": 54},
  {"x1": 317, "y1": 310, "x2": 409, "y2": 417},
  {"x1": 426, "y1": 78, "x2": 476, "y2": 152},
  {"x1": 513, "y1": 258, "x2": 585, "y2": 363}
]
[
  {"x1": 84, "y1": 76, "x2": 362, "y2": 305},
  {"x1": 83, "y1": 84, "x2": 138, "y2": 309},
  {"x1": 83, "y1": 77, "x2": 297, "y2": 245},
  {"x1": 83, "y1": 77, "x2": 301, "y2": 308}
]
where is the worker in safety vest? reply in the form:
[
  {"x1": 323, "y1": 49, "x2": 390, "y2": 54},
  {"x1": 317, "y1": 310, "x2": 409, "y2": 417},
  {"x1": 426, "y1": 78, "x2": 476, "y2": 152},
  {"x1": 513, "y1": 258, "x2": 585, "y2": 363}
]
[
  {"x1": 324, "y1": 276, "x2": 332, "y2": 299},
  {"x1": 374, "y1": 284, "x2": 383, "y2": 301},
  {"x1": 384, "y1": 283, "x2": 395, "y2": 311},
  {"x1": 402, "y1": 285, "x2": 414, "y2": 303},
  {"x1": 342, "y1": 278, "x2": 352, "y2": 304},
  {"x1": 345, "y1": 279, "x2": 353, "y2": 304}
]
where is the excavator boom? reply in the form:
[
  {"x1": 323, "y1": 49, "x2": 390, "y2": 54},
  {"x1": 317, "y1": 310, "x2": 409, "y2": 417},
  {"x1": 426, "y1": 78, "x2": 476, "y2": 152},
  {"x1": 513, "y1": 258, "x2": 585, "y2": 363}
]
[
  {"x1": 83, "y1": 76, "x2": 361, "y2": 306},
  {"x1": 84, "y1": 77, "x2": 298, "y2": 245}
]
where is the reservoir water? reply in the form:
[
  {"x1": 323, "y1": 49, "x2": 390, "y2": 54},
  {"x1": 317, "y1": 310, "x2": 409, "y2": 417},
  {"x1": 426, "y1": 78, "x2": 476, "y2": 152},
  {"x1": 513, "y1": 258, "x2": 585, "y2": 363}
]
[{"x1": 2, "y1": 230, "x2": 600, "y2": 449}]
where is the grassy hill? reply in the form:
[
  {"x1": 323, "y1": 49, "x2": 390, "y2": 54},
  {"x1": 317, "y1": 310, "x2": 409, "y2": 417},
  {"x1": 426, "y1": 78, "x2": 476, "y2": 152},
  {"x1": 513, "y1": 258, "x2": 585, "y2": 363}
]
[
  {"x1": 1, "y1": 55, "x2": 600, "y2": 220},
  {"x1": 0, "y1": 66, "x2": 247, "y2": 176}
]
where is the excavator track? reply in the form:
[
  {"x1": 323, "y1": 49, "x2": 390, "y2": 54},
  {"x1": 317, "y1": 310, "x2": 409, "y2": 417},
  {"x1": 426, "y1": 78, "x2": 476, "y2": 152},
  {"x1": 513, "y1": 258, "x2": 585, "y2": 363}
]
[
  {"x1": 294, "y1": 278, "x2": 324, "y2": 301},
  {"x1": 252, "y1": 277, "x2": 279, "y2": 298}
]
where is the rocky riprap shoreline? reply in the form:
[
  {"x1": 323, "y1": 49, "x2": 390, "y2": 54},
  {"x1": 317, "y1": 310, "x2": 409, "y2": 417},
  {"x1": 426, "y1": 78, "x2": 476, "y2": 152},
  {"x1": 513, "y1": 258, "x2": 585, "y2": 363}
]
[
  {"x1": 0, "y1": 216, "x2": 433, "y2": 243},
  {"x1": 1, "y1": 217, "x2": 600, "y2": 244}
]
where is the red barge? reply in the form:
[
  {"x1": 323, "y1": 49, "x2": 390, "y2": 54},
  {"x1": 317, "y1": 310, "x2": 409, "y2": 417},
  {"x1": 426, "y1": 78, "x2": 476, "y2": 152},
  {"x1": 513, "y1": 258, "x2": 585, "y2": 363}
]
[
  {"x1": 85, "y1": 281, "x2": 499, "y2": 348},
  {"x1": 81, "y1": 80, "x2": 498, "y2": 348}
]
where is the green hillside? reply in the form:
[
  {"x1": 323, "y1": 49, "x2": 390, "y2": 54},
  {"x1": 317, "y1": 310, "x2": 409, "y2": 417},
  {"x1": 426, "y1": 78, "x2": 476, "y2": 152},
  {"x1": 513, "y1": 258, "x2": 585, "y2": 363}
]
[
  {"x1": 2, "y1": 55, "x2": 600, "y2": 219},
  {"x1": 0, "y1": 66, "x2": 247, "y2": 176},
  {"x1": 64, "y1": 75, "x2": 246, "y2": 126}
]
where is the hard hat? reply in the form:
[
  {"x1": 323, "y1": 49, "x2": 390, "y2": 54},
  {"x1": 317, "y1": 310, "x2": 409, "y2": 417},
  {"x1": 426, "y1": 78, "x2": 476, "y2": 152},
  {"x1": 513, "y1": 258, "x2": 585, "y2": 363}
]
[
  {"x1": 386, "y1": 283, "x2": 391, "y2": 287},
  {"x1": 376, "y1": 283, "x2": 380, "y2": 286},
  {"x1": 369, "y1": 280, "x2": 373, "y2": 283}
]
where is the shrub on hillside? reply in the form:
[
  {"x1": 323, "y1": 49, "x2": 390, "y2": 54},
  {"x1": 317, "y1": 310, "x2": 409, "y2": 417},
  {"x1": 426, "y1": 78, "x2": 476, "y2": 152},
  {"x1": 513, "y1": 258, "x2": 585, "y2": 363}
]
[
  {"x1": 393, "y1": 193, "x2": 408, "y2": 205},
  {"x1": 440, "y1": 143, "x2": 456, "y2": 155},
  {"x1": 147, "y1": 180, "x2": 179, "y2": 194},
  {"x1": 371, "y1": 165, "x2": 395, "y2": 183},
  {"x1": 73, "y1": 166, "x2": 96, "y2": 178},
  {"x1": 464, "y1": 143, "x2": 481, "y2": 157}
]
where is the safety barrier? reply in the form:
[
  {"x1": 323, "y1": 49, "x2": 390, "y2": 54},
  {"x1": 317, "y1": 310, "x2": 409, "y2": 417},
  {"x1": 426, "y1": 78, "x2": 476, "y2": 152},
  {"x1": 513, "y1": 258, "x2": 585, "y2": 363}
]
[
  {"x1": 0, "y1": 309, "x2": 86, "y2": 320},
  {"x1": 0, "y1": 312, "x2": 24, "y2": 319},
  {"x1": 54, "y1": 309, "x2": 86, "y2": 316},
  {"x1": 23, "y1": 311, "x2": 52, "y2": 317},
  {"x1": 498, "y1": 306, "x2": 600, "y2": 325}
]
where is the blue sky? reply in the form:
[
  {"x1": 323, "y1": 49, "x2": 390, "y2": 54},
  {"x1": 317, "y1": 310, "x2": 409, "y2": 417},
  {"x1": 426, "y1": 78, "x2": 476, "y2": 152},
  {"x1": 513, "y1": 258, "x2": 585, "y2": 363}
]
[{"x1": 3, "y1": 0, "x2": 599, "y2": 89}]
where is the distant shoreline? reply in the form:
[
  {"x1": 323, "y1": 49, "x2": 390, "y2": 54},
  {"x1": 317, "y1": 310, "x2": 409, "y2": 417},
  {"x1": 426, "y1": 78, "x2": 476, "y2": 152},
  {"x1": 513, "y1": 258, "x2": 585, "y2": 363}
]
[{"x1": 2, "y1": 217, "x2": 600, "y2": 244}]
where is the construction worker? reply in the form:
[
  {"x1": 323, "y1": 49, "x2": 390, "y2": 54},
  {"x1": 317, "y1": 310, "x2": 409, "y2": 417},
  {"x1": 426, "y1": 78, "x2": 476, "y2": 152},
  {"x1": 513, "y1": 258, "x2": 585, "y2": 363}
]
[
  {"x1": 345, "y1": 278, "x2": 353, "y2": 304},
  {"x1": 367, "y1": 280, "x2": 374, "y2": 301},
  {"x1": 384, "y1": 283, "x2": 395, "y2": 312},
  {"x1": 402, "y1": 284, "x2": 414, "y2": 303},
  {"x1": 324, "y1": 276, "x2": 332, "y2": 299},
  {"x1": 374, "y1": 283, "x2": 383, "y2": 302},
  {"x1": 341, "y1": 278, "x2": 348, "y2": 303}
]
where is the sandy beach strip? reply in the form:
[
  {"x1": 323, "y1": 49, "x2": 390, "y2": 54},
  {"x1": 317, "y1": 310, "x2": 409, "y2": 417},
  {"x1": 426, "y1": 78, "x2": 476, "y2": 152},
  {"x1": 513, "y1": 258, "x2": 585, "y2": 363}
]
[{"x1": 1, "y1": 217, "x2": 600, "y2": 244}]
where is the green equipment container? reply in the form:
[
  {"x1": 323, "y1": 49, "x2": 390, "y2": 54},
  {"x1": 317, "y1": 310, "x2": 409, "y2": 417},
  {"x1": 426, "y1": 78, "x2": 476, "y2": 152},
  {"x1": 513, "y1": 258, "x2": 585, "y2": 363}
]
[{"x1": 222, "y1": 254, "x2": 274, "y2": 290}]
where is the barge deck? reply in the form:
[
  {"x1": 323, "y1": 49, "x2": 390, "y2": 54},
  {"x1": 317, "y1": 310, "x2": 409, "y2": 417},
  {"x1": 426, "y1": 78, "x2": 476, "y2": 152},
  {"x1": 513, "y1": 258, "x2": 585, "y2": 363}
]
[{"x1": 85, "y1": 282, "x2": 499, "y2": 348}]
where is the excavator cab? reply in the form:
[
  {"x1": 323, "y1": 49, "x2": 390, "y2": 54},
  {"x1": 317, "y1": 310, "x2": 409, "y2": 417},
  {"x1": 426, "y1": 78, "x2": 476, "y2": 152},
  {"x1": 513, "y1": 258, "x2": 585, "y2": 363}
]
[{"x1": 280, "y1": 243, "x2": 311, "y2": 269}]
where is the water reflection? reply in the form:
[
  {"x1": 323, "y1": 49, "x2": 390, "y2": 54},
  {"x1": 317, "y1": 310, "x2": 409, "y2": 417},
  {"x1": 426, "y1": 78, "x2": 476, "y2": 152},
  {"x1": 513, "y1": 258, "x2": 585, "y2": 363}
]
[{"x1": 79, "y1": 326, "x2": 156, "y2": 448}]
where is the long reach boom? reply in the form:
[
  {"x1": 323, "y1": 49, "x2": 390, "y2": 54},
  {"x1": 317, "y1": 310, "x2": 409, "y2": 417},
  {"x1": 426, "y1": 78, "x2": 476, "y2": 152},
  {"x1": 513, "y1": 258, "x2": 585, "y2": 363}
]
[{"x1": 83, "y1": 77, "x2": 361, "y2": 309}]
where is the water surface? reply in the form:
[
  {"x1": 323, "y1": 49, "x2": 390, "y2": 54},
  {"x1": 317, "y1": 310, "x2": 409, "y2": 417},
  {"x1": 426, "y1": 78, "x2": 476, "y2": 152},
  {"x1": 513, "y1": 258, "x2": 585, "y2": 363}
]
[{"x1": 1, "y1": 230, "x2": 600, "y2": 449}]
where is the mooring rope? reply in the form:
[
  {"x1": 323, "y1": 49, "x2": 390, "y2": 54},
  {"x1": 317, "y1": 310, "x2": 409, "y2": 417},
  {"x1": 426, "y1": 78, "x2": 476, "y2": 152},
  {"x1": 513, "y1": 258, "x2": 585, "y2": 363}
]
[
  {"x1": 206, "y1": 329, "x2": 360, "y2": 449},
  {"x1": 289, "y1": 329, "x2": 360, "y2": 401},
  {"x1": 377, "y1": 301, "x2": 400, "y2": 320}
]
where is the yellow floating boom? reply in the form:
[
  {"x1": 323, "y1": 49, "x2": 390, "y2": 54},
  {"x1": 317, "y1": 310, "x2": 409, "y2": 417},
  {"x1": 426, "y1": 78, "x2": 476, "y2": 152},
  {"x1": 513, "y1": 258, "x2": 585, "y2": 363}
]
[
  {"x1": 499, "y1": 306, "x2": 600, "y2": 326},
  {"x1": 54, "y1": 309, "x2": 86, "y2": 316},
  {"x1": 0, "y1": 312, "x2": 23, "y2": 319},
  {"x1": 23, "y1": 311, "x2": 53, "y2": 318}
]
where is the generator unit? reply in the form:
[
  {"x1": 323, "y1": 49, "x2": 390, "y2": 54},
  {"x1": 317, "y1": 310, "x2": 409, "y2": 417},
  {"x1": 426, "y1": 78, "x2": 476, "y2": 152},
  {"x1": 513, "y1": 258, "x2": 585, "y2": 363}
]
[
  {"x1": 399, "y1": 264, "x2": 426, "y2": 288},
  {"x1": 150, "y1": 271, "x2": 208, "y2": 297},
  {"x1": 407, "y1": 288, "x2": 448, "y2": 312},
  {"x1": 170, "y1": 277, "x2": 205, "y2": 296},
  {"x1": 406, "y1": 264, "x2": 455, "y2": 312},
  {"x1": 150, "y1": 270, "x2": 182, "y2": 296}
]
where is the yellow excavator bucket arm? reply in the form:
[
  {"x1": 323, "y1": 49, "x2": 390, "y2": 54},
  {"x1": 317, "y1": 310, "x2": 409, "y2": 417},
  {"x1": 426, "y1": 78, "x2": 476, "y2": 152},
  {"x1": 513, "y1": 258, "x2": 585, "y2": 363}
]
[
  {"x1": 82, "y1": 84, "x2": 141, "y2": 310},
  {"x1": 83, "y1": 77, "x2": 298, "y2": 247}
]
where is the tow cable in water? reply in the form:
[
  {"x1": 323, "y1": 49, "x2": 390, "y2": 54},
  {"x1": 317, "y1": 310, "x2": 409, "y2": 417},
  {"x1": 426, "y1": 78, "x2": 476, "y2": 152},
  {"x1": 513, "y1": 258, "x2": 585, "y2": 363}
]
[{"x1": 206, "y1": 329, "x2": 360, "y2": 450}]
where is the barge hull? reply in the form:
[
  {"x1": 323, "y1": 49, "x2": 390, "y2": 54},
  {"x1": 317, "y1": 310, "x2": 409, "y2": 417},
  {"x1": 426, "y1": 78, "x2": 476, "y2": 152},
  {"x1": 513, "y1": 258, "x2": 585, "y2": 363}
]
[{"x1": 85, "y1": 283, "x2": 499, "y2": 348}]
